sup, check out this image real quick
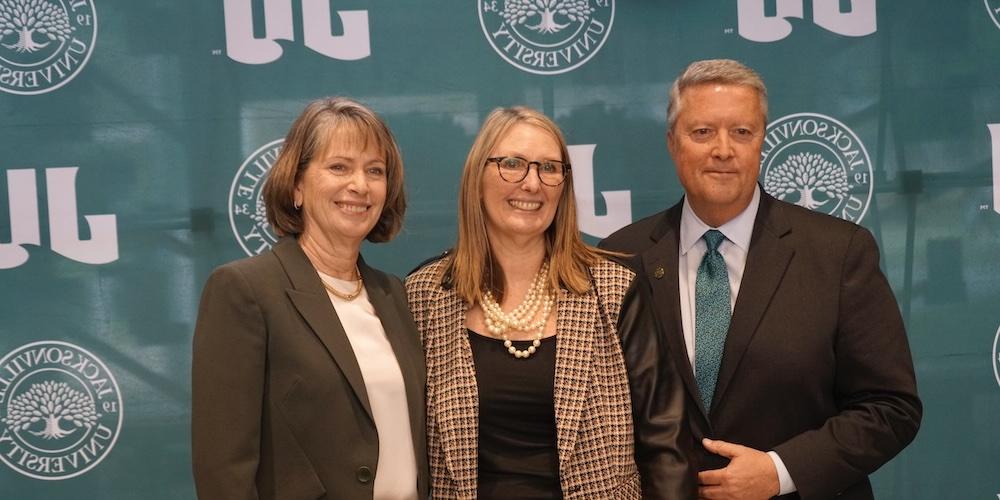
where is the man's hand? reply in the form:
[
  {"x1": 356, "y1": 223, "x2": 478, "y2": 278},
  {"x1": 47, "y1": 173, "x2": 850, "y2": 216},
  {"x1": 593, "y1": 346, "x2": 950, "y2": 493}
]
[{"x1": 697, "y1": 438, "x2": 780, "y2": 500}]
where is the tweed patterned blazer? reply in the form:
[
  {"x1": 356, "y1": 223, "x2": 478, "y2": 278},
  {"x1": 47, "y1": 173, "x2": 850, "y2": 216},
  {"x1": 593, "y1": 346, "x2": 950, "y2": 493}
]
[{"x1": 406, "y1": 257, "x2": 642, "y2": 499}]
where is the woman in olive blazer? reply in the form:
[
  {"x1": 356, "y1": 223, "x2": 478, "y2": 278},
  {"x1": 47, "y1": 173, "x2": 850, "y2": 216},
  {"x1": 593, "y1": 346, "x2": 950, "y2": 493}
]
[{"x1": 192, "y1": 98, "x2": 428, "y2": 500}]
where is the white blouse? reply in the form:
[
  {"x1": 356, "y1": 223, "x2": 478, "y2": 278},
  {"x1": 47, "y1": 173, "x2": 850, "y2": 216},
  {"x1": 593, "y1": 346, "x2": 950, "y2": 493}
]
[{"x1": 319, "y1": 271, "x2": 418, "y2": 500}]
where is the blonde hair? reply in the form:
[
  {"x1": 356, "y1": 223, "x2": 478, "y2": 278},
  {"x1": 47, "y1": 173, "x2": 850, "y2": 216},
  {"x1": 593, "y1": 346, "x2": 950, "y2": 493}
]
[
  {"x1": 667, "y1": 59, "x2": 768, "y2": 131},
  {"x1": 445, "y1": 106, "x2": 619, "y2": 303},
  {"x1": 262, "y1": 96, "x2": 405, "y2": 242}
]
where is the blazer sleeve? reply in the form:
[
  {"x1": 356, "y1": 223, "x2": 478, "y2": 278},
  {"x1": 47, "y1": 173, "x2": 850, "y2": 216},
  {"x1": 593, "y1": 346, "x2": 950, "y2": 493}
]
[
  {"x1": 773, "y1": 227, "x2": 922, "y2": 500},
  {"x1": 618, "y1": 275, "x2": 698, "y2": 499},
  {"x1": 191, "y1": 265, "x2": 267, "y2": 500}
]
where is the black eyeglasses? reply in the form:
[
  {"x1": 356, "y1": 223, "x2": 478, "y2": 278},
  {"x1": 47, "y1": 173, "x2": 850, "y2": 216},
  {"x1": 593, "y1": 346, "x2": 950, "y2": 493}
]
[{"x1": 485, "y1": 156, "x2": 571, "y2": 186}]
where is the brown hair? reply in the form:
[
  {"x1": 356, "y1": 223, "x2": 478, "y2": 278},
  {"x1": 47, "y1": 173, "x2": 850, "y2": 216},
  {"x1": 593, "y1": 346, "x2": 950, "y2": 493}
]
[
  {"x1": 667, "y1": 59, "x2": 768, "y2": 132},
  {"x1": 445, "y1": 106, "x2": 619, "y2": 303},
  {"x1": 262, "y1": 96, "x2": 405, "y2": 242}
]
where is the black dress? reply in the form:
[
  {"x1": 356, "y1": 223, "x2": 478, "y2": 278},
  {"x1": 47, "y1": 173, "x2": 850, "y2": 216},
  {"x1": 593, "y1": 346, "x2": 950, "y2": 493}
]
[{"x1": 468, "y1": 329, "x2": 563, "y2": 500}]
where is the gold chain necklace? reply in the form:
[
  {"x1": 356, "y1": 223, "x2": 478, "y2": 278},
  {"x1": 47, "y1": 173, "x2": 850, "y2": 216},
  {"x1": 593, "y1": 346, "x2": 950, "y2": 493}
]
[
  {"x1": 480, "y1": 262, "x2": 555, "y2": 359},
  {"x1": 321, "y1": 268, "x2": 363, "y2": 301}
]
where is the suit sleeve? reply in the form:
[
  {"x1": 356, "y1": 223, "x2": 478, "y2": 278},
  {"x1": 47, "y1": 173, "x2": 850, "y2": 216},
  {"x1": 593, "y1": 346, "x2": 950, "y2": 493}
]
[
  {"x1": 191, "y1": 265, "x2": 266, "y2": 500},
  {"x1": 618, "y1": 275, "x2": 698, "y2": 499},
  {"x1": 773, "y1": 227, "x2": 922, "y2": 500}
]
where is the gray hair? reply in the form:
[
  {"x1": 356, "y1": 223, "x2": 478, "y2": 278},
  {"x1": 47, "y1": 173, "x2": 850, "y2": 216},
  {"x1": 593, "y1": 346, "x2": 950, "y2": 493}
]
[{"x1": 666, "y1": 59, "x2": 768, "y2": 131}]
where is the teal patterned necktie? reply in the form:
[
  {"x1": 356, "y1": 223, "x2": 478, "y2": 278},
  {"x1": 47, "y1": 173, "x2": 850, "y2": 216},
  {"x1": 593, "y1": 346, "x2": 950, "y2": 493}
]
[{"x1": 695, "y1": 229, "x2": 731, "y2": 413}]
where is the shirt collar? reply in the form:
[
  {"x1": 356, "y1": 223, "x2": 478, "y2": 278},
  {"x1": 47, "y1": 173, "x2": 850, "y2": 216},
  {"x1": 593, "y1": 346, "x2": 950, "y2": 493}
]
[{"x1": 680, "y1": 184, "x2": 760, "y2": 255}]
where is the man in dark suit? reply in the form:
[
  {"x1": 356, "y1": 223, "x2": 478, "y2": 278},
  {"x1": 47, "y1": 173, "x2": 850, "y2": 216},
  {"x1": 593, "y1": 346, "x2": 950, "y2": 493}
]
[{"x1": 601, "y1": 59, "x2": 921, "y2": 500}]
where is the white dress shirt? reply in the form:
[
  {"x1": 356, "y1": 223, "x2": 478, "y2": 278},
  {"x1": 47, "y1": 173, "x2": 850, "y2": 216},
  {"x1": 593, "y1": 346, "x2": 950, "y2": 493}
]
[
  {"x1": 677, "y1": 186, "x2": 797, "y2": 495},
  {"x1": 320, "y1": 272, "x2": 419, "y2": 500}
]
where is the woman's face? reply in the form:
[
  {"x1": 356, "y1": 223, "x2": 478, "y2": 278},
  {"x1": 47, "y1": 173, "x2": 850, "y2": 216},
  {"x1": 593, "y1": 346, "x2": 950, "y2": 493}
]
[
  {"x1": 294, "y1": 125, "x2": 387, "y2": 248},
  {"x1": 481, "y1": 123, "x2": 564, "y2": 246}
]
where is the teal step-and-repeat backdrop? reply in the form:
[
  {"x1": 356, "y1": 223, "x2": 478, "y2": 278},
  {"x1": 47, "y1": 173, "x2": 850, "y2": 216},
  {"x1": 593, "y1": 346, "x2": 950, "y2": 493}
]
[{"x1": 2, "y1": 1, "x2": 999, "y2": 498}]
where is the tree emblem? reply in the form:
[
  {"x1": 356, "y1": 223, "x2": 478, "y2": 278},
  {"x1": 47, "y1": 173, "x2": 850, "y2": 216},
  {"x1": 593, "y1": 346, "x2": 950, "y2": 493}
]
[
  {"x1": 764, "y1": 152, "x2": 850, "y2": 210},
  {"x1": 251, "y1": 192, "x2": 271, "y2": 233},
  {"x1": 3, "y1": 380, "x2": 100, "y2": 440},
  {"x1": 501, "y1": 0, "x2": 595, "y2": 34},
  {"x1": 0, "y1": 0, "x2": 75, "y2": 53}
]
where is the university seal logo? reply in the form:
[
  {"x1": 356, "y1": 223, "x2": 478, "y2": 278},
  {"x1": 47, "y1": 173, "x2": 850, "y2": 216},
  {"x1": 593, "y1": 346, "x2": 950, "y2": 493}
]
[
  {"x1": 229, "y1": 139, "x2": 283, "y2": 256},
  {"x1": 478, "y1": 0, "x2": 614, "y2": 75},
  {"x1": 760, "y1": 113, "x2": 874, "y2": 222},
  {"x1": 994, "y1": 324, "x2": 1000, "y2": 389},
  {"x1": 987, "y1": 0, "x2": 1000, "y2": 31},
  {"x1": 0, "y1": 0, "x2": 96, "y2": 95},
  {"x1": 0, "y1": 341, "x2": 123, "y2": 480},
  {"x1": 989, "y1": 123, "x2": 1000, "y2": 215}
]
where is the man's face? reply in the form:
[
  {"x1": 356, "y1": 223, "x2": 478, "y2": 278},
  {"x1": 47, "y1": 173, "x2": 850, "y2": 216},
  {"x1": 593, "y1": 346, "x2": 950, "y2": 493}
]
[{"x1": 668, "y1": 83, "x2": 765, "y2": 226}]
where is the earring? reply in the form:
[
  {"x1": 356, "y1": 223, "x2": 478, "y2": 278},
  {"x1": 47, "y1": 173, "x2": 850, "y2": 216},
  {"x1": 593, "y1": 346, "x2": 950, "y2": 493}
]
[{"x1": 294, "y1": 201, "x2": 302, "y2": 210}]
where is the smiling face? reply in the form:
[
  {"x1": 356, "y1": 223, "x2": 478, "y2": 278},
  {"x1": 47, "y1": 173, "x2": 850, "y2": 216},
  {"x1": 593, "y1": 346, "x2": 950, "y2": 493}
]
[
  {"x1": 668, "y1": 83, "x2": 765, "y2": 227},
  {"x1": 482, "y1": 123, "x2": 565, "y2": 247},
  {"x1": 294, "y1": 124, "x2": 387, "y2": 249}
]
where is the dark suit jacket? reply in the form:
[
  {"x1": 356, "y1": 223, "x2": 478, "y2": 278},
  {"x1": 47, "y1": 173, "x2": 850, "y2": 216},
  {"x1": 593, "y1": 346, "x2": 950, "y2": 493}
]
[
  {"x1": 600, "y1": 193, "x2": 921, "y2": 500},
  {"x1": 192, "y1": 237, "x2": 429, "y2": 500}
]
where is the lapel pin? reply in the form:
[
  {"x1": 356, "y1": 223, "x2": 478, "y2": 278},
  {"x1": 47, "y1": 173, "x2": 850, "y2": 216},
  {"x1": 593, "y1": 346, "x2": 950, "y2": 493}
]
[{"x1": 653, "y1": 266, "x2": 665, "y2": 279}]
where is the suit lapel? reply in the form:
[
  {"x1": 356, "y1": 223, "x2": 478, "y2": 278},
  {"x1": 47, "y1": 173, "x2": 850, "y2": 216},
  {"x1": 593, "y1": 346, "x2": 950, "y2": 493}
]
[
  {"x1": 273, "y1": 238, "x2": 374, "y2": 423},
  {"x1": 711, "y1": 195, "x2": 794, "y2": 409},
  {"x1": 640, "y1": 201, "x2": 707, "y2": 421},
  {"x1": 553, "y1": 286, "x2": 596, "y2": 468},
  {"x1": 428, "y1": 283, "x2": 478, "y2": 492}
]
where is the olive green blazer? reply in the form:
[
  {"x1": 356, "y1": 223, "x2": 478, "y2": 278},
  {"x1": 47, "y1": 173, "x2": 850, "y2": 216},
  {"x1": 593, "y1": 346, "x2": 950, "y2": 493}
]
[{"x1": 192, "y1": 237, "x2": 428, "y2": 500}]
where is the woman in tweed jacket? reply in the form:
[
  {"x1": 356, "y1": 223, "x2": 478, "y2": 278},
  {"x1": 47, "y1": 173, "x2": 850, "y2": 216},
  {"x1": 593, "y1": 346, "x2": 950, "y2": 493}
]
[{"x1": 406, "y1": 107, "x2": 695, "y2": 499}]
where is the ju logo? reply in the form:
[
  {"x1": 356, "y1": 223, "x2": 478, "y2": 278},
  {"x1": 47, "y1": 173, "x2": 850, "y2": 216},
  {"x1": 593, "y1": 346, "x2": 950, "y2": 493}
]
[
  {"x1": 223, "y1": 0, "x2": 369, "y2": 64},
  {"x1": 760, "y1": 113, "x2": 873, "y2": 222},
  {"x1": 229, "y1": 140, "x2": 282, "y2": 256},
  {"x1": 737, "y1": 0, "x2": 875, "y2": 42},
  {"x1": 479, "y1": 0, "x2": 614, "y2": 75},
  {"x1": 0, "y1": 0, "x2": 97, "y2": 95},
  {"x1": 989, "y1": 123, "x2": 999, "y2": 215},
  {"x1": 0, "y1": 341, "x2": 123, "y2": 480},
  {"x1": 1, "y1": 167, "x2": 118, "y2": 269},
  {"x1": 567, "y1": 144, "x2": 631, "y2": 238}
]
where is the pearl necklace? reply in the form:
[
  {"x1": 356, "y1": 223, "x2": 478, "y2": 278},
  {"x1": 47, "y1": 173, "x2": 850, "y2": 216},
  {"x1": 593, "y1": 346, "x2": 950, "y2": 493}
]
[
  {"x1": 320, "y1": 268, "x2": 363, "y2": 301},
  {"x1": 481, "y1": 262, "x2": 555, "y2": 359}
]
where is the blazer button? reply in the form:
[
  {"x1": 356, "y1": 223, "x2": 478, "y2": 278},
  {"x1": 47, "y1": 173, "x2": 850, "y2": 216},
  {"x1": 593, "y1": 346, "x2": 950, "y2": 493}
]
[
  {"x1": 356, "y1": 466, "x2": 373, "y2": 484},
  {"x1": 653, "y1": 266, "x2": 665, "y2": 279}
]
